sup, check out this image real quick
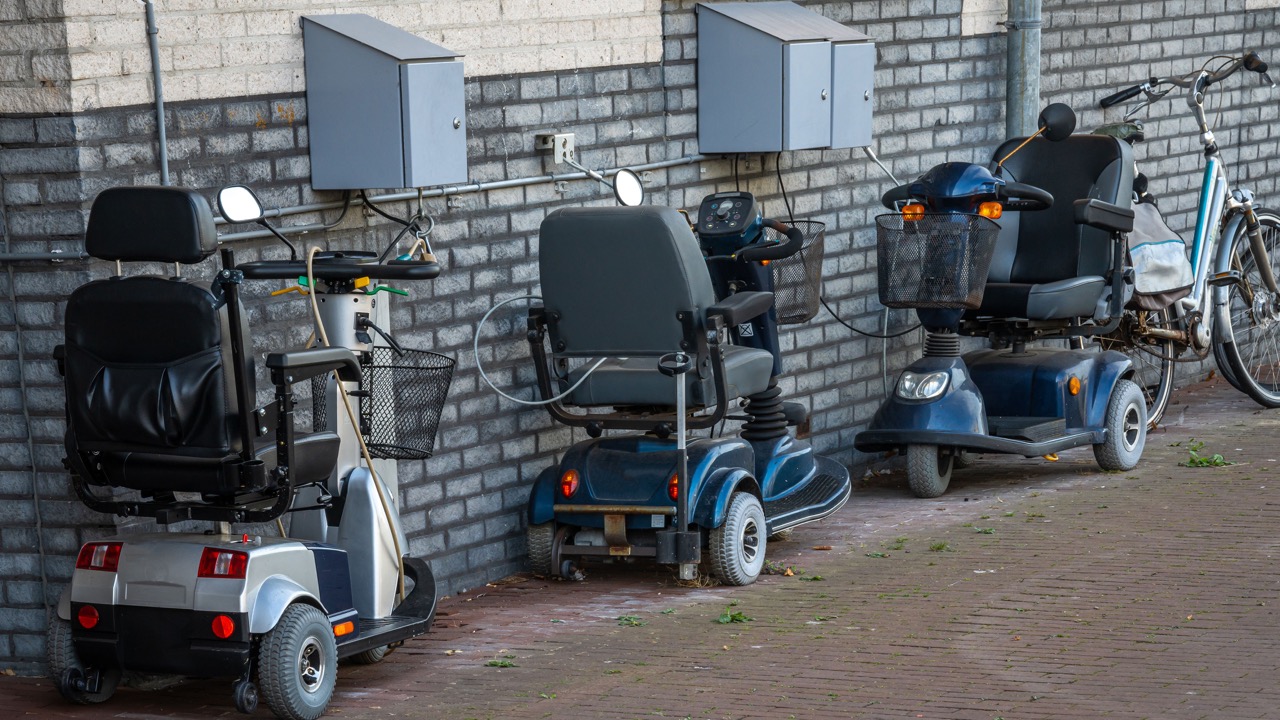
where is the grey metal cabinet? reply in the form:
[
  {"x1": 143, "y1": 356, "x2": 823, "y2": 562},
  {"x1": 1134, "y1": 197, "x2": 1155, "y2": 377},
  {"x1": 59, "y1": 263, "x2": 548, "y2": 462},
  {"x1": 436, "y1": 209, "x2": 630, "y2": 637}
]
[
  {"x1": 696, "y1": 2, "x2": 874, "y2": 154},
  {"x1": 302, "y1": 14, "x2": 467, "y2": 191}
]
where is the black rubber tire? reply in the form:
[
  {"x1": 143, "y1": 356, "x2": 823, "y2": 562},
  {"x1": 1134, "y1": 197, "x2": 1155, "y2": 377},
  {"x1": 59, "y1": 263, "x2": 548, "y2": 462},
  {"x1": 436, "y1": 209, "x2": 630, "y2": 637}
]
[
  {"x1": 233, "y1": 679, "x2": 260, "y2": 714},
  {"x1": 1094, "y1": 378, "x2": 1147, "y2": 471},
  {"x1": 1100, "y1": 306, "x2": 1175, "y2": 428},
  {"x1": 1220, "y1": 210, "x2": 1280, "y2": 407},
  {"x1": 709, "y1": 492, "x2": 767, "y2": 586},
  {"x1": 258, "y1": 604, "x2": 337, "y2": 720},
  {"x1": 346, "y1": 645, "x2": 388, "y2": 665},
  {"x1": 527, "y1": 522, "x2": 557, "y2": 577},
  {"x1": 906, "y1": 445, "x2": 953, "y2": 498},
  {"x1": 48, "y1": 616, "x2": 119, "y2": 704}
]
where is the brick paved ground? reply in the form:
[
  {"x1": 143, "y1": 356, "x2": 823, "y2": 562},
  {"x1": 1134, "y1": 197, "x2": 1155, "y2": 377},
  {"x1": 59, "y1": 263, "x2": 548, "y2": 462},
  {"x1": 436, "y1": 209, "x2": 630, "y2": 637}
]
[{"x1": 5, "y1": 374, "x2": 1280, "y2": 719}]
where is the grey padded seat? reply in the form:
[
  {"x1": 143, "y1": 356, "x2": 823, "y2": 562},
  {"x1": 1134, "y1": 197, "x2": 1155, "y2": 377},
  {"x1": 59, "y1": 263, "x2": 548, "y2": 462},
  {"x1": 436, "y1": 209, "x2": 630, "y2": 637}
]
[
  {"x1": 978, "y1": 134, "x2": 1134, "y2": 320},
  {"x1": 539, "y1": 206, "x2": 774, "y2": 408}
]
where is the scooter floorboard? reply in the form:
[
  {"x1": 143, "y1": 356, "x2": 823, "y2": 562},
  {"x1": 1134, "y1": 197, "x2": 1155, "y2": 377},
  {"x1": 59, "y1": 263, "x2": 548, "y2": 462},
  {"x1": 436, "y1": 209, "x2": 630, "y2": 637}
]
[
  {"x1": 336, "y1": 615, "x2": 432, "y2": 659},
  {"x1": 763, "y1": 457, "x2": 852, "y2": 533}
]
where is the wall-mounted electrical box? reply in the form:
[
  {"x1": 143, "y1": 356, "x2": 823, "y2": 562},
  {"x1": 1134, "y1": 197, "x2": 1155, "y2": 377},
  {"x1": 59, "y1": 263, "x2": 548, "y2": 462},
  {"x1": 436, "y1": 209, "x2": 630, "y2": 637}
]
[
  {"x1": 696, "y1": 2, "x2": 874, "y2": 154},
  {"x1": 302, "y1": 14, "x2": 467, "y2": 190}
]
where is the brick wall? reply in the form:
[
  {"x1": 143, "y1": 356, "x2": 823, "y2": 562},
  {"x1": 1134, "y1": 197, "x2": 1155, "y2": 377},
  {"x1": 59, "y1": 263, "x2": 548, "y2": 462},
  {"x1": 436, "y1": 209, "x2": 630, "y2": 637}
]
[{"x1": 0, "y1": 0, "x2": 1276, "y2": 673}]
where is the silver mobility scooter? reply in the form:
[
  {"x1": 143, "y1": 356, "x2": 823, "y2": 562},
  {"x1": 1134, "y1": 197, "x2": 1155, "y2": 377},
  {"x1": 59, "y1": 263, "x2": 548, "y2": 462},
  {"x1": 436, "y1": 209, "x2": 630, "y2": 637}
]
[
  {"x1": 524, "y1": 205, "x2": 851, "y2": 585},
  {"x1": 50, "y1": 186, "x2": 450, "y2": 719}
]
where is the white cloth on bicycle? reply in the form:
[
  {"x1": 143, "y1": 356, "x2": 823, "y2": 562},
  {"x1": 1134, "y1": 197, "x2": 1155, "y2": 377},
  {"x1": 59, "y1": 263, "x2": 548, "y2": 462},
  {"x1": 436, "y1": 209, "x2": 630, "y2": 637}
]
[{"x1": 1127, "y1": 201, "x2": 1193, "y2": 310}]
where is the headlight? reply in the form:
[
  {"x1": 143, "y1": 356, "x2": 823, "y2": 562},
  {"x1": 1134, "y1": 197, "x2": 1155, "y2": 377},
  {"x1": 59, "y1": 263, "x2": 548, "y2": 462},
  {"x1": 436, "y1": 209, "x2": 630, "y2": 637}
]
[{"x1": 896, "y1": 370, "x2": 950, "y2": 400}]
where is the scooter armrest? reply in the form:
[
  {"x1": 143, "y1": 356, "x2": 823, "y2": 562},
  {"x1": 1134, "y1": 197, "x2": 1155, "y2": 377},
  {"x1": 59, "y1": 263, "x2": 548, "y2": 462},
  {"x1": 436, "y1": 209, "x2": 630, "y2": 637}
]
[
  {"x1": 707, "y1": 291, "x2": 774, "y2": 327},
  {"x1": 1074, "y1": 198, "x2": 1134, "y2": 233},
  {"x1": 266, "y1": 347, "x2": 362, "y2": 384}
]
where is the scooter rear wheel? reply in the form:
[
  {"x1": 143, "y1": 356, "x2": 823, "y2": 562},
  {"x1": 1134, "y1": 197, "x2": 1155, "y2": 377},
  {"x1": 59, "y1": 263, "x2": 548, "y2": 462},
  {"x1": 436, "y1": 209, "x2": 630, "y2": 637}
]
[
  {"x1": 527, "y1": 522, "x2": 559, "y2": 577},
  {"x1": 709, "y1": 492, "x2": 766, "y2": 586},
  {"x1": 48, "y1": 615, "x2": 119, "y2": 704},
  {"x1": 906, "y1": 445, "x2": 953, "y2": 499},
  {"x1": 1094, "y1": 378, "x2": 1146, "y2": 471},
  {"x1": 259, "y1": 603, "x2": 337, "y2": 720}
]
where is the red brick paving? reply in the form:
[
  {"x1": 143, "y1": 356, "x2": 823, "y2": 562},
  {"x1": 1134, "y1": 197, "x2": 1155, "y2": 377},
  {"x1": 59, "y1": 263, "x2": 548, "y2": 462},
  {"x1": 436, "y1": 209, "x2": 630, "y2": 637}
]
[{"x1": 5, "y1": 376, "x2": 1280, "y2": 719}]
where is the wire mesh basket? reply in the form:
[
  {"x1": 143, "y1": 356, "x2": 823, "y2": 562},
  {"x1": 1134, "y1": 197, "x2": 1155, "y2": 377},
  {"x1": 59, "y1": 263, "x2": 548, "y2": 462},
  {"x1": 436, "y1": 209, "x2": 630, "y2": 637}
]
[
  {"x1": 312, "y1": 347, "x2": 454, "y2": 460},
  {"x1": 875, "y1": 213, "x2": 1000, "y2": 309},
  {"x1": 769, "y1": 219, "x2": 826, "y2": 325}
]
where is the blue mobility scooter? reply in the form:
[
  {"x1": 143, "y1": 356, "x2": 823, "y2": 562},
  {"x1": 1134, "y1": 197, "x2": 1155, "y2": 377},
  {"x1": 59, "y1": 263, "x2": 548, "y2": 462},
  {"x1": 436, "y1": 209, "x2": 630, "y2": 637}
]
[
  {"x1": 855, "y1": 105, "x2": 1149, "y2": 497},
  {"x1": 50, "y1": 186, "x2": 450, "y2": 719},
  {"x1": 523, "y1": 195, "x2": 851, "y2": 585}
]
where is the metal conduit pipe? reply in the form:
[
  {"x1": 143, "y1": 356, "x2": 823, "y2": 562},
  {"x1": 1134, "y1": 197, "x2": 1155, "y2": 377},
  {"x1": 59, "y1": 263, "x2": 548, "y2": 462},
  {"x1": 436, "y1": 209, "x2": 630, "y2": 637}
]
[
  {"x1": 0, "y1": 154, "x2": 711, "y2": 262},
  {"x1": 216, "y1": 153, "x2": 710, "y2": 242},
  {"x1": 144, "y1": 0, "x2": 170, "y2": 186},
  {"x1": 1004, "y1": 0, "x2": 1043, "y2": 138}
]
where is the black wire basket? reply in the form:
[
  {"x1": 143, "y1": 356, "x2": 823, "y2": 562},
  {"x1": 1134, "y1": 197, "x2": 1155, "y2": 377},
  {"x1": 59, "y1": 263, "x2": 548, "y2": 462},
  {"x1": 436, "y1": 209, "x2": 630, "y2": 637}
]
[
  {"x1": 875, "y1": 213, "x2": 1000, "y2": 309},
  {"x1": 312, "y1": 347, "x2": 454, "y2": 460},
  {"x1": 769, "y1": 219, "x2": 826, "y2": 325}
]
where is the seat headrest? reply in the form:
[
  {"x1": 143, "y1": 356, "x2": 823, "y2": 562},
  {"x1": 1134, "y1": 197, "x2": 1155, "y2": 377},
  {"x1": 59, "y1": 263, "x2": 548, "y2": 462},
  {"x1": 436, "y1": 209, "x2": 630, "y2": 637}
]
[{"x1": 86, "y1": 186, "x2": 218, "y2": 264}]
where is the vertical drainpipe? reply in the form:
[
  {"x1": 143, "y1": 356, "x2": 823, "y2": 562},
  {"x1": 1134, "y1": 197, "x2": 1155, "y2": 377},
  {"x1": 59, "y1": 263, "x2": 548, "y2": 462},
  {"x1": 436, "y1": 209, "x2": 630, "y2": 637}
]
[
  {"x1": 143, "y1": 0, "x2": 170, "y2": 185},
  {"x1": 1005, "y1": 0, "x2": 1043, "y2": 138}
]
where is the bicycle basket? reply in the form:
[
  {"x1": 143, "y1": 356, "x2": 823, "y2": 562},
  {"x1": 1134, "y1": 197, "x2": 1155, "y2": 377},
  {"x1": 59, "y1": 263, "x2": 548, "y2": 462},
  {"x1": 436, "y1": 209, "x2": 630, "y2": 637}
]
[
  {"x1": 311, "y1": 347, "x2": 455, "y2": 460},
  {"x1": 875, "y1": 213, "x2": 1000, "y2": 309},
  {"x1": 768, "y1": 220, "x2": 825, "y2": 325}
]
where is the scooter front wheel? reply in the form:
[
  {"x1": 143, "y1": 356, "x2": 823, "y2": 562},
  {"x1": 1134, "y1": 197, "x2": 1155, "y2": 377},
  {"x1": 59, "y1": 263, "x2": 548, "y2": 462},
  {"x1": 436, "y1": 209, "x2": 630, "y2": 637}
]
[
  {"x1": 1094, "y1": 378, "x2": 1146, "y2": 471},
  {"x1": 906, "y1": 445, "x2": 954, "y2": 498}
]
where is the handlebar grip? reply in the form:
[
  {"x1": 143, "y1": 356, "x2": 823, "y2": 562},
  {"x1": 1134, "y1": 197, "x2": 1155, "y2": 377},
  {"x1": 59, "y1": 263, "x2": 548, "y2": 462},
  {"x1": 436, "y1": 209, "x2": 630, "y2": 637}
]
[
  {"x1": 1099, "y1": 84, "x2": 1143, "y2": 108},
  {"x1": 736, "y1": 220, "x2": 804, "y2": 262},
  {"x1": 1245, "y1": 51, "x2": 1269, "y2": 74}
]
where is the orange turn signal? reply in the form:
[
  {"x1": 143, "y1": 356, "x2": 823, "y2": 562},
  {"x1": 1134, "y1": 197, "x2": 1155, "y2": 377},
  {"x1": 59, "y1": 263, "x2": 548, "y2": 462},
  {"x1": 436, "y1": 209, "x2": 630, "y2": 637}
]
[
  {"x1": 978, "y1": 201, "x2": 1003, "y2": 220},
  {"x1": 559, "y1": 469, "x2": 580, "y2": 499},
  {"x1": 1068, "y1": 376, "x2": 1081, "y2": 395},
  {"x1": 902, "y1": 203, "x2": 926, "y2": 222},
  {"x1": 333, "y1": 621, "x2": 355, "y2": 637}
]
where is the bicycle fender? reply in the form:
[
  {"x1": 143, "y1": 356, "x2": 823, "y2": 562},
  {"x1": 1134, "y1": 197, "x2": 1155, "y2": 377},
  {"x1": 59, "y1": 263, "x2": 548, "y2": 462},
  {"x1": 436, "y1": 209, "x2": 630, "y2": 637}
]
[{"x1": 1211, "y1": 209, "x2": 1248, "y2": 344}]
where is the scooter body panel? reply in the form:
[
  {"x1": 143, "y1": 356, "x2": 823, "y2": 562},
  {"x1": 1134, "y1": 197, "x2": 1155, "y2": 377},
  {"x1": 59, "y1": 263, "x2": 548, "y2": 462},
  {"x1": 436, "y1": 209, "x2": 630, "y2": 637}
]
[
  {"x1": 865, "y1": 355, "x2": 989, "y2": 437},
  {"x1": 66, "y1": 533, "x2": 357, "y2": 678}
]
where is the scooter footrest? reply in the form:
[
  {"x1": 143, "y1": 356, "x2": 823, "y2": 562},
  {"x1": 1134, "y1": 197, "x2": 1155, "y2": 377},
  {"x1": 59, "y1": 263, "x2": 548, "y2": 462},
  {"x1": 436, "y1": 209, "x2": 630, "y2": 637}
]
[
  {"x1": 988, "y1": 416, "x2": 1066, "y2": 443},
  {"x1": 764, "y1": 474, "x2": 844, "y2": 517}
]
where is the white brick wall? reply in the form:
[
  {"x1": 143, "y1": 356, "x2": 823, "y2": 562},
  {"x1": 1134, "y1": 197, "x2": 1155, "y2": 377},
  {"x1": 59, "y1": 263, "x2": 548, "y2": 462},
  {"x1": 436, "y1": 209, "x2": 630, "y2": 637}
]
[
  {"x1": 961, "y1": 0, "x2": 1004, "y2": 37},
  {"x1": 5, "y1": 0, "x2": 663, "y2": 114}
]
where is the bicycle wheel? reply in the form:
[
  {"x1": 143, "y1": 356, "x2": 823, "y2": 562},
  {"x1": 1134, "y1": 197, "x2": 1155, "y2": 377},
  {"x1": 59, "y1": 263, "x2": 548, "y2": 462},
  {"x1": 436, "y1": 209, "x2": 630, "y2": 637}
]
[
  {"x1": 1097, "y1": 307, "x2": 1175, "y2": 428},
  {"x1": 1220, "y1": 209, "x2": 1280, "y2": 407}
]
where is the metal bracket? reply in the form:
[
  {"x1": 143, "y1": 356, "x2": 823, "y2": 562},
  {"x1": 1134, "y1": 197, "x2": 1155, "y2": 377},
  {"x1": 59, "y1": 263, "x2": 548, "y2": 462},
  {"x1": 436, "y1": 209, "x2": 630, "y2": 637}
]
[{"x1": 535, "y1": 132, "x2": 576, "y2": 165}]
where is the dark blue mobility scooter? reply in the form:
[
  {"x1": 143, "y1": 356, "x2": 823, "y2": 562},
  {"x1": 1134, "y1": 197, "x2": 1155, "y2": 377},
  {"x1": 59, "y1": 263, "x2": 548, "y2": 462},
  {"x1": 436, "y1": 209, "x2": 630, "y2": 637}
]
[
  {"x1": 50, "y1": 186, "x2": 448, "y2": 719},
  {"x1": 524, "y1": 197, "x2": 851, "y2": 585},
  {"x1": 855, "y1": 105, "x2": 1149, "y2": 497}
]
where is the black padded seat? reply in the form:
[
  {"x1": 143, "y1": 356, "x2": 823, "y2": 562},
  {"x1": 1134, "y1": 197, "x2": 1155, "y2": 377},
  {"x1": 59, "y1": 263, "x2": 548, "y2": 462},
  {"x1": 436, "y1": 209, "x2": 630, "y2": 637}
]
[
  {"x1": 539, "y1": 205, "x2": 774, "y2": 412},
  {"x1": 976, "y1": 134, "x2": 1133, "y2": 321},
  {"x1": 564, "y1": 346, "x2": 774, "y2": 407}
]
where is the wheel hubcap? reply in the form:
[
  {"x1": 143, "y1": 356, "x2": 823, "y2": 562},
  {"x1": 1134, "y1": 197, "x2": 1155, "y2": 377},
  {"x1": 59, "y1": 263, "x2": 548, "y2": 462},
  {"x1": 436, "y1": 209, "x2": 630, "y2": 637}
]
[
  {"x1": 739, "y1": 517, "x2": 760, "y2": 565},
  {"x1": 1122, "y1": 403, "x2": 1142, "y2": 451},
  {"x1": 297, "y1": 639, "x2": 326, "y2": 694}
]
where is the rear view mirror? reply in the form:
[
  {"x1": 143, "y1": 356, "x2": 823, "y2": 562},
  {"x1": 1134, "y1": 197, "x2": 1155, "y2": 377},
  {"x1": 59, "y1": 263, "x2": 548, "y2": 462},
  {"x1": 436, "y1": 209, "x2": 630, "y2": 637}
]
[
  {"x1": 218, "y1": 185, "x2": 264, "y2": 224},
  {"x1": 1038, "y1": 103, "x2": 1077, "y2": 142},
  {"x1": 613, "y1": 169, "x2": 645, "y2": 207}
]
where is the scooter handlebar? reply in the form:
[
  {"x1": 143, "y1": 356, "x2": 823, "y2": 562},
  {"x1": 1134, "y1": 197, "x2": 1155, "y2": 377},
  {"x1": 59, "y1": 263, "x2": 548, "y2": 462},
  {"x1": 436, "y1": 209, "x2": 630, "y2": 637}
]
[
  {"x1": 734, "y1": 219, "x2": 805, "y2": 262},
  {"x1": 658, "y1": 352, "x2": 694, "y2": 377}
]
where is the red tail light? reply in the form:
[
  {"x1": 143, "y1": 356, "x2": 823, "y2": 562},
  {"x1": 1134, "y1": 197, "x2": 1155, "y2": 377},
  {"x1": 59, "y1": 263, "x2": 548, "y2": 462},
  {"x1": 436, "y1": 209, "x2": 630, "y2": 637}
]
[
  {"x1": 668, "y1": 473, "x2": 679, "y2": 501},
  {"x1": 559, "y1": 469, "x2": 580, "y2": 499},
  {"x1": 211, "y1": 614, "x2": 236, "y2": 639},
  {"x1": 75, "y1": 542, "x2": 122, "y2": 572},
  {"x1": 198, "y1": 548, "x2": 248, "y2": 579},
  {"x1": 76, "y1": 604, "x2": 99, "y2": 630}
]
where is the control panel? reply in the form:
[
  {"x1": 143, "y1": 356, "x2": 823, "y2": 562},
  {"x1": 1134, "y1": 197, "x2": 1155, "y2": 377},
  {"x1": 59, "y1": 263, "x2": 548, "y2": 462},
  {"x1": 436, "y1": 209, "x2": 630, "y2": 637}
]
[{"x1": 697, "y1": 191, "x2": 761, "y2": 237}]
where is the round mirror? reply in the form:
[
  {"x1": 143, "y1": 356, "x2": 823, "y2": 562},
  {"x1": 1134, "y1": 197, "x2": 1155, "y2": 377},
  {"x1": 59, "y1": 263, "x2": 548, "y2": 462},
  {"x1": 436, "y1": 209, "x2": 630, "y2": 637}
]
[
  {"x1": 613, "y1": 169, "x2": 645, "y2": 207},
  {"x1": 218, "y1": 185, "x2": 264, "y2": 223},
  {"x1": 1037, "y1": 102, "x2": 1077, "y2": 142}
]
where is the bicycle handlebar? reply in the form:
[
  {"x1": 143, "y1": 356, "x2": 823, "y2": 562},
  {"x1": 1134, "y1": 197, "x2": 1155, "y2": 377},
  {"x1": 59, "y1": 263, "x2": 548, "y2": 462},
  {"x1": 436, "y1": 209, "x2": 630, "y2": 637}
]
[
  {"x1": 1099, "y1": 83, "x2": 1145, "y2": 108},
  {"x1": 1098, "y1": 51, "x2": 1270, "y2": 108}
]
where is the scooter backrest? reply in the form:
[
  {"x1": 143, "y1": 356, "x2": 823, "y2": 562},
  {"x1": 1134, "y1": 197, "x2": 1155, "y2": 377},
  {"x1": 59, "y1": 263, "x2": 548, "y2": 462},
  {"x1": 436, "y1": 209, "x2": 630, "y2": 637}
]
[
  {"x1": 986, "y1": 135, "x2": 1133, "y2": 284},
  {"x1": 539, "y1": 206, "x2": 717, "y2": 357},
  {"x1": 85, "y1": 186, "x2": 218, "y2": 264}
]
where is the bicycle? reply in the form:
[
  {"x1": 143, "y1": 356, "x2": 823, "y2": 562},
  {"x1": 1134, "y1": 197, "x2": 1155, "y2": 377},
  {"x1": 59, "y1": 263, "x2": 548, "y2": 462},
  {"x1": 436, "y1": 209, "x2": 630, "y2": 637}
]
[{"x1": 1096, "y1": 50, "x2": 1278, "y2": 424}]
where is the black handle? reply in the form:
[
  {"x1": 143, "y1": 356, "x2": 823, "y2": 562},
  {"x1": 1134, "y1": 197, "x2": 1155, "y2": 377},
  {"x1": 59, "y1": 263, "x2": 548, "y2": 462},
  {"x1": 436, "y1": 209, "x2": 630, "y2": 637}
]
[
  {"x1": 735, "y1": 219, "x2": 804, "y2": 262},
  {"x1": 658, "y1": 352, "x2": 694, "y2": 377},
  {"x1": 1245, "y1": 51, "x2": 1269, "y2": 74},
  {"x1": 881, "y1": 183, "x2": 912, "y2": 209},
  {"x1": 1100, "y1": 84, "x2": 1143, "y2": 108}
]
